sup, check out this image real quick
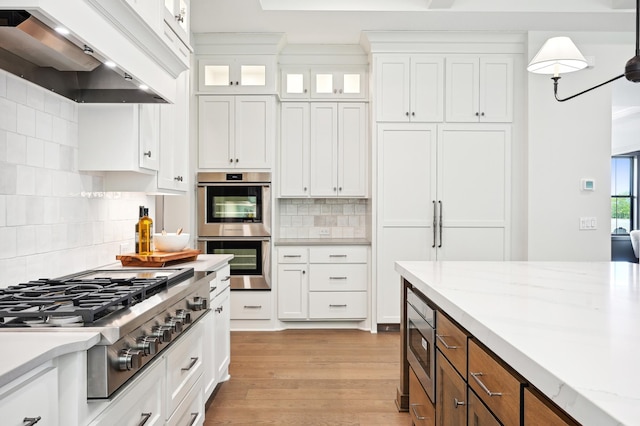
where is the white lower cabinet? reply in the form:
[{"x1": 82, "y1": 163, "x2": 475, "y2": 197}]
[
  {"x1": 230, "y1": 291, "x2": 272, "y2": 319},
  {"x1": 0, "y1": 364, "x2": 58, "y2": 426},
  {"x1": 277, "y1": 245, "x2": 369, "y2": 321},
  {"x1": 165, "y1": 321, "x2": 204, "y2": 420},
  {"x1": 212, "y1": 285, "x2": 231, "y2": 384},
  {"x1": 88, "y1": 358, "x2": 165, "y2": 426},
  {"x1": 166, "y1": 377, "x2": 204, "y2": 426}
]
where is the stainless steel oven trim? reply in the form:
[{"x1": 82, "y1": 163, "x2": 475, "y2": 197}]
[
  {"x1": 197, "y1": 181, "x2": 271, "y2": 237},
  {"x1": 198, "y1": 237, "x2": 271, "y2": 290},
  {"x1": 406, "y1": 289, "x2": 436, "y2": 404}
]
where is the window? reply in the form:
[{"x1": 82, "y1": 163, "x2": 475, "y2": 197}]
[{"x1": 611, "y1": 156, "x2": 636, "y2": 234}]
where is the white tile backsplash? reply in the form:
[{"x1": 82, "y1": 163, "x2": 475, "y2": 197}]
[
  {"x1": 278, "y1": 198, "x2": 369, "y2": 239},
  {"x1": 0, "y1": 70, "x2": 154, "y2": 288}
]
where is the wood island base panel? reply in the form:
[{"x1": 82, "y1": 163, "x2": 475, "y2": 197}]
[{"x1": 395, "y1": 261, "x2": 640, "y2": 426}]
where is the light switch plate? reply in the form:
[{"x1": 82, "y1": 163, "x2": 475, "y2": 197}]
[{"x1": 579, "y1": 217, "x2": 597, "y2": 230}]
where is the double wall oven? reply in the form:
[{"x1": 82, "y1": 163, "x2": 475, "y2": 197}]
[{"x1": 197, "y1": 172, "x2": 271, "y2": 290}]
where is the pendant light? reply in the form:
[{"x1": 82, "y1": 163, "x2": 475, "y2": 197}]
[{"x1": 528, "y1": 0, "x2": 640, "y2": 102}]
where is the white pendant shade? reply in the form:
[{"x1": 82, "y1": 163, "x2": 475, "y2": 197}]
[{"x1": 527, "y1": 36, "x2": 588, "y2": 76}]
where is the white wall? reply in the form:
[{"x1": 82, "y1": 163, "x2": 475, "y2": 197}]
[
  {"x1": 0, "y1": 69, "x2": 155, "y2": 287},
  {"x1": 527, "y1": 32, "x2": 632, "y2": 260}
]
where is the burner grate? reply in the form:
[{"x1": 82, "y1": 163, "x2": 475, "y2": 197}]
[{"x1": 0, "y1": 275, "x2": 171, "y2": 324}]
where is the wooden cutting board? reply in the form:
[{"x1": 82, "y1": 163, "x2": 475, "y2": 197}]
[{"x1": 116, "y1": 249, "x2": 201, "y2": 267}]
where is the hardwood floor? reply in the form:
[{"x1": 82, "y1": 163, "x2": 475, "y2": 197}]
[{"x1": 204, "y1": 329, "x2": 411, "y2": 426}]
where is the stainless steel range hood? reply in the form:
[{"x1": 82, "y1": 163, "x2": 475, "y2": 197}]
[{"x1": 0, "y1": 10, "x2": 167, "y2": 103}]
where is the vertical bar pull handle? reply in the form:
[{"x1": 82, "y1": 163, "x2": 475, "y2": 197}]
[
  {"x1": 438, "y1": 200, "x2": 443, "y2": 248},
  {"x1": 432, "y1": 200, "x2": 437, "y2": 248}
]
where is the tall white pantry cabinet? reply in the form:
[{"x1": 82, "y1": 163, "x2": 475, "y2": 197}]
[{"x1": 370, "y1": 35, "x2": 518, "y2": 325}]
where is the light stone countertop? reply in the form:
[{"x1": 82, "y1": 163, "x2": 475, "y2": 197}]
[
  {"x1": 0, "y1": 331, "x2": 101, "y2": 389},
  {"x1": 275, "y1": 238, "x2": 370, "y2": 246},
  {"x1": 395, "y1": 261, "x2": 640, "y2": 426}
]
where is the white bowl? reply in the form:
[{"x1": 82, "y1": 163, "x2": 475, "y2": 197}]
[{"x1": 153, "y1": 233, "x2": 190, "y2": 252}]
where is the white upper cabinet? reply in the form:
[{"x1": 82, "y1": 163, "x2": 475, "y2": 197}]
[
  {"x1": 158, "y1": 70, "x2": 189, "y2": 191},
  {"x1": 78, "y1": 104, "x2": 160, "y2": 173},
  {"x1": 198, "y1": 56, "x2": 277, "y2": 94},
  {"x1": 375, "y1": 54, "x2": 444, "y2": 122},
  {"x1": 310, "y1": 103, "x2": 368, "y2": 198},
  {"x1": 163, "y1": 0, "x2": 190, "y2": 45},
  {"x1": 280, "y1": 68, "x2": 310, "y2": 99},
  {"x1": 198, "y1": 95, "x2": 275, "y2": 169},
  {"x1": 445, "y1": 55, "x2": 514, "y2": 122},
  {"x1": 280, "y1": 67, "x2": 367, "y2": 100},
  {"x1": 280, "y1": 102, "x2": 310, "y2": 196}
]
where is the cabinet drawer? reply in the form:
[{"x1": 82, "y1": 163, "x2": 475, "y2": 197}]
[
  {"x1": 89, "y1": 359, "x2": 164, "y2": 426},
  {"x1": 309, "y1": 246, "x2": 367, "y2": 263},
  {"x1": 409, "y1": 366, "x2": 435, "y2": 426},
  {"x1": 167, "y1": 376, "x2": 204, "y2": 426},
  {"x1": 309, "y1": 291, "x2": 367, "y2": 319},
  {"x1": 435, "y1": 311, "x2": 468, "y2": 377},
  {"x1": 309, "y1": 264, "x2": 367, "y2": 291},
  {"x1": 0, "y1": 366, "x2": 58, "y2": 426},
  {"x1": 524, "y1": 387, "x2": 580, "y2": 426},
  {"x1": 230, "y1": 291, "x2": 272, "y2": 319},
  {"x1": 278, "y1": 247, "x2": 308, "y2": 263},
  {"x1": 468, "y1": 389, "x2": 501, "y2": 426},
  {"x1": 166, "y1": 322, "x2": 204, "y2": 418},
  {"x1": 468, "y1": 339, "x2": 523, "y2": 426}
]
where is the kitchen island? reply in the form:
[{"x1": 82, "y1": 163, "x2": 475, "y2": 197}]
[{"x1": 395, "y1": 261, "x2": 640, "y2": 426}]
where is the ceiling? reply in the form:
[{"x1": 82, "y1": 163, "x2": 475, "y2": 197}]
[{"x1": 191, "y1": 0, "x2": 637, "y2": 44}]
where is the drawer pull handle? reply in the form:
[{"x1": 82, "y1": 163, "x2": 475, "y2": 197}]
[
  {"x1": 23, "y1": 417, "x2": 41, "y2": 426},
  {"x1": 283, "y1": 255, "x2": 302, "y2": 258},
  {"x1": 221, "y1": 276, "x2": 231, "y2": 282},
  {"x1": 181, "y1": 357, "x2": 198, "y2": 371},
  {"x1": 410, "y1": 404, "x2": 426, "y2": 420},
  {"x1": 329, "y1": 304, "x2": 347, "y2": 308},
  {"x1": 188, "y1": 413, "x2": 199, "y2": 426},
  {"x1": 136, "y1": 413, "x2": 152, "y2": 426},
  {"x1": 329, "y1": 276, "x2": 347, "y2": 280},
  {"x1": 329, "y1": 254, "x2": 347, "y2": 258},
  {"x1": 454, "y1": 398, "x2": 465, "y2": 408},
  {"x1": 244, "y1": 305, "x2": 262, "y2": 309},
  {"x1": 436, "y1": 334, "x2": 459, "y2": 349},
  {"x1": 470, "y1": 372, "x2": 503, "y2": 396}
]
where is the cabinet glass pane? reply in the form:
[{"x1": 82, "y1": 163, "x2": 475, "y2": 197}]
[
  {"x1": 204, "y1": 65, "x2": 229, "y2": 86},
  {"x1": 241, "y1": 65, "x2": 266, "y2": 86},
  {"x1": 343, "y1": 74, "x2": 361, "y2": 94},
  {"x1": 316, "y1": 74, "x2": 333, "y2": 93},
  {"x1": 286, "y1": 74, "x2": 304, "y2": 94}
]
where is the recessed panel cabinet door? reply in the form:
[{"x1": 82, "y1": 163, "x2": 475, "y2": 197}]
[
  {"x1": 375, "y1": 55, "x2": 410, "y2": 122},
  {"x1": 280, "y1": 102, "x2": 310, "y2": 196},
  {"x1": 436, "y1": 351, "x2": 467, "y2": 426},
  {"x1": 198, "y1": 96, "x2": 234, "y2": 168},
  {"x1": 338, "y1": 103, "x2": 367, "y2": 197},
  {"x1": 411, "y1": 55, "x2": 444, "y2": 122},
  {"x1": 310, "y1": 103, "x2": 339, "y2": 196},
  {"x1": 234, "y1": 96, "x2": 274, "y2": 168}
]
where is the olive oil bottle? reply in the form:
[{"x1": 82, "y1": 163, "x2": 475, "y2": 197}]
[
  {"x1": 134, "y1": 205, "x2": 145, "y2": 254},
  {"x1": 138, "y1": 208, "x2": 153, "y2": 255}
]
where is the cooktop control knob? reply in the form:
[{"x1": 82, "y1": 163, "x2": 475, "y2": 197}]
[
  {"x1": 118, "y1": 348, "x2": 143, "y2": 371},
  {"x1": 165, "y1": 318, "x2": 183, "y2": 333},
  {"x1": 136, "y1": 336, "x2": 160, "y2": 355},
  {"x1": 175, "y1": 309, "x2": 192, "y2": 324},
  {"x1": 190, "y1": 296, "x2": 208, "y2": 311},
  {"x1": 151, "y1": 325, "x2": 172, "y2": 343}
]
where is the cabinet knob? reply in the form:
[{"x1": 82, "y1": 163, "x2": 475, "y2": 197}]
[
  {"x1": 334, "y1": 89, "x2": 338, "y2": 94},
  {"x1": 339, "y1": 89, "x2": 343, "y2": 94},
  {"x1": 235, "y1": 158, "x2": 239, "y2": 163},
  {"x1": 304, "y1": 187, "x2": 307, "y2": 191},
  {"x1": 302, "y1": 270, "x2": 306, "y2": 274},
  {"x1": 411, "y1": 112, "x2": 415, "y2": 116},
  {"x1": 143, "y1": 151, "x2": 152, "y2": 158},
  {"x1": 454, "y1": 398, "x2": 466, "y2": 408},
  {"x1": 481, "y1": 112, "x2": 485, "y2": 116},
  {"x1": 333, "y1": 187, "x2": 337, "y2": 191},
  {"x1": 229, "y1": 81, "x2": 233, "y2": 86},
  {"x1": 475, "y1": 112, "x2": 480, "y2": 116},
  {"x1": 405, "y1": 112, "x2": 410, "y2": 116},
  {"x1": 235, "y1": 81, "x2": 239, "y2": 85},
  {"x1": 304, "y1": 89, "x2": 308, "y2": 93}
]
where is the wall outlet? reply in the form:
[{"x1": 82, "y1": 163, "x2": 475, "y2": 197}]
[
  {"x1": 319, "y1": 228, "x2": 330, "y2": 236},
  {"x1": 119, "y1": 243, "x2": 130, "y2": 254},
  {"x1": 579, "y1": 217, "x2": 597, "y2": 230}
]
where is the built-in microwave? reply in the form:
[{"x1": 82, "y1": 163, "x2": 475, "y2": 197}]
[
  {"x1": 407, "y1": 287, "x2": 436, "y2": 403},
  {"x1": 197, "y1": 172, "x2": 271, "y2": 237}
]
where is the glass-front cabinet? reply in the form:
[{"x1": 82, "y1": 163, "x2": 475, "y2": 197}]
[
  {"x1": 198, "y1": 55, "x2": 276, "y2": 94},
  {"x1": 164, "y1": 0, "x2": 190, "y2": 44},
  {"x1": 280, "y1": 67, "x2": 367, "y2": 100}
]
